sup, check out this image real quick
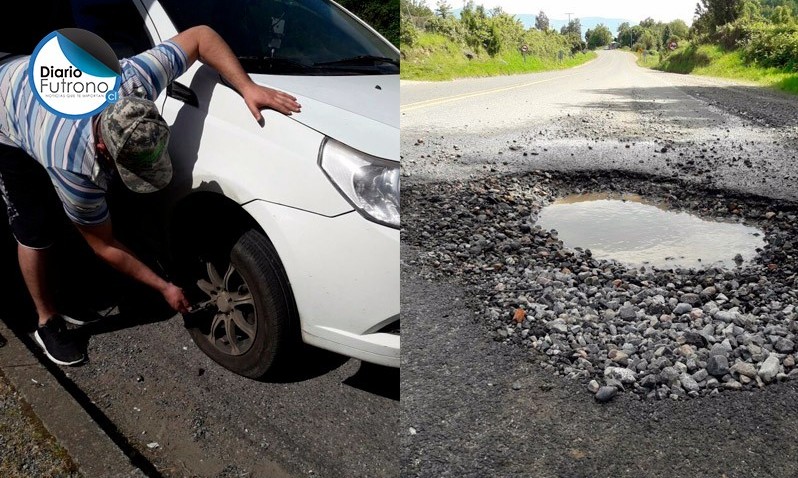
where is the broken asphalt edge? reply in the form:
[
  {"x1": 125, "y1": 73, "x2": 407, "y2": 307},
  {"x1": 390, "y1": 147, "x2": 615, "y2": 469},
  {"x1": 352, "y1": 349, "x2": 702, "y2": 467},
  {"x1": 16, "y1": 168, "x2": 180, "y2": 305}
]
[{"x1": 0, "y1": 320, "x2": 149, "y2": 478}]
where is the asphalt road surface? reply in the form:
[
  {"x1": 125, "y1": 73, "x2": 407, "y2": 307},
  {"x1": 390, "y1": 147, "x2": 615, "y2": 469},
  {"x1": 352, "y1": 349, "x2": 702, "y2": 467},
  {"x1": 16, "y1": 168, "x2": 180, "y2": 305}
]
[
  {"x1": 0, "y1": 226, "x2": 398, "y2": 478},
  {"x1": 401, "y1": 50, "x2": 798, "y2": 477},
  {"x1": 401, "y1": 50, "x2": 798, "y2": 201}
]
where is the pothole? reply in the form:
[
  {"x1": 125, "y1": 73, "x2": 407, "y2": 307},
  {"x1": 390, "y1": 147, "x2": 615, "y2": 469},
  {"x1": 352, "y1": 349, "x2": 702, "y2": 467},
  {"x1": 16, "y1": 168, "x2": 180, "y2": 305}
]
[
  {"x1": 404, "y1": 170, "x2": 798, "y2": 402},
  {"x1": 537, "y1": 193, "x2": 765, "y2": 270}
]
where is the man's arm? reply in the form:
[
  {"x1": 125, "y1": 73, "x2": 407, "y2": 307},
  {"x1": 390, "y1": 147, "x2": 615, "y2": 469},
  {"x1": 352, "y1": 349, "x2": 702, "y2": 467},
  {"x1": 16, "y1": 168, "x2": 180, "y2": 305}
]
[
  {"x1": 169, "y1": 25, "x2": 302, "y2": 123},
  {"x1": 75, "y1": 221, "x2": 190, "y2": 314}
]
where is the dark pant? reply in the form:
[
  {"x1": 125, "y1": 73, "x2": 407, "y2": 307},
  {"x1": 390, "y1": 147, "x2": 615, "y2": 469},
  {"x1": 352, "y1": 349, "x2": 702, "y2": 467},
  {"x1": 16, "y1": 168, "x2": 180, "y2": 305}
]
[{"x1": 0, "y1": 143, "x2": 66, "y2": 248}]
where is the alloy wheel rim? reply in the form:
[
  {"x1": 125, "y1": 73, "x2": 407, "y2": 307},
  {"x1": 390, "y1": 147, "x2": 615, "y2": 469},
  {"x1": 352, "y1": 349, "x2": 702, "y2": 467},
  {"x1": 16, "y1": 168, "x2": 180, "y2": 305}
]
[{"x1": 196, "y1": 261, "x2": 257, "y2": 356}]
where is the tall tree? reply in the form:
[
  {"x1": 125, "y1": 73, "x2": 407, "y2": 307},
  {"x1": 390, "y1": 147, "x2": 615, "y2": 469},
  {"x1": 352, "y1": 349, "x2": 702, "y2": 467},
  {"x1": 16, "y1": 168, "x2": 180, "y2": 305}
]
[
  {"x1": 535, "y1": 10, "x2": 550, "y2": 31},
  {"x1": 560, "y1": 18, "x2": 582, "y2": 37},
  {"x1": 489, "y1": 6, "x2": 505, "y2": 17},
  {"x1": 400, "y1": 0, "x2": 433, "y2": 18},
  {"x1": 435, "y1": 0, "x2": 452, "y2": 19},
  {"x1": 694, "y1": 0, "x2": 745, "y2": 34},
  {"x1": 661, "y1": 24, "x2": 672, "y2": 47},
  {"x1": 639, "y1": 17, "x2": 657, "y2": 29},
  {"x1": 617, "y1": 22, "x2": 631, "y2": 47},
  {"x1": 772, "y1": 4, "x2": 795, "y2": 23},
  {"x1": 560, "y1": 18, "x2": 583, "y2": 52},
  {"x1": 587, "y1": 24, "x2": 613, "y2": 49},
  {"x1": 667, "y1": 19, "x2": 689, "y2": 39}
]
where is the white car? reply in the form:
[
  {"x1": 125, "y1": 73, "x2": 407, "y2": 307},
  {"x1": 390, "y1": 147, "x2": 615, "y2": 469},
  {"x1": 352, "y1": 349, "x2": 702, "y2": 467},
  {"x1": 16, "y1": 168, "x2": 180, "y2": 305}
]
[{"x1": 9, "y1": 0, "x2": 399, "y2": 377}]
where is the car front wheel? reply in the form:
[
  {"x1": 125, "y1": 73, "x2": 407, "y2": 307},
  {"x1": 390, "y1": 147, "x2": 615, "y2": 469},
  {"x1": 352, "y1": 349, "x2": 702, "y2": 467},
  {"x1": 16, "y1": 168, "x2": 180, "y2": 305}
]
[{"x1": 186, "y1": 230, "x2": 296, "y2": 379}]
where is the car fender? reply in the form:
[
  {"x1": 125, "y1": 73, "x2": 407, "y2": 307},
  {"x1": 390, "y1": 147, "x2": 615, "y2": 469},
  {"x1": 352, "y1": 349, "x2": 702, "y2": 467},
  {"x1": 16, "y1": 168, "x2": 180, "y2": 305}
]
[{"x1": 159, "y1": 65, "x2": 353, "y2": 217}]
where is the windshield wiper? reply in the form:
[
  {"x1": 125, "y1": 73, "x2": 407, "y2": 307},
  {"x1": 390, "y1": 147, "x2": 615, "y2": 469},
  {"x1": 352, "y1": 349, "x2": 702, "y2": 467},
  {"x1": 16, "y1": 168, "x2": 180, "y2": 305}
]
[
  {"x1": 314, "y1": 55, "x2": 399, "y2": 67},
  {"x1": 237, "y1": 56, "x2": 314, "y2": 72}
]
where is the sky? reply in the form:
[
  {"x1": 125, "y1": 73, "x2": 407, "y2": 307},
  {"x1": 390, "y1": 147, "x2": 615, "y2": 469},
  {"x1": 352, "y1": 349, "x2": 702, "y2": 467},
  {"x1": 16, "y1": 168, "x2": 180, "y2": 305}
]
[{"x1": 427, "y1": 0, "x2": 698, "y2": 25}]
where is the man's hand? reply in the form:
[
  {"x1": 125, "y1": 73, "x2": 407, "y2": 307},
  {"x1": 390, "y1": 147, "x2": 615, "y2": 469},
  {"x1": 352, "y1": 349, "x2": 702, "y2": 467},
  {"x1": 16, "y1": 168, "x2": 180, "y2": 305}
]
[
  {"x1": 242, "y1": 84, "x2": 301, "y2": 122},
  {"x1": 162, "y1": 282, "x2": 191, "y2": 314},
  {"x1": 170, "y1": 26, "x2": 302, "y2": 123},
  {"x1": 77, "y1": 220, "x2": 191, "y2": 315}
]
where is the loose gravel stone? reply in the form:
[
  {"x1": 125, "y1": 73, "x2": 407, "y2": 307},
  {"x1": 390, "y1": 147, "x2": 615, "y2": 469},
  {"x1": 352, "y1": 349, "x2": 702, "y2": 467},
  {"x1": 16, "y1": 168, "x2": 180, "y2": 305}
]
[
  {"x1": 587, "y1": 380, "x2": 600, "y2": 393},
  {"x1": 710, "y1": 342, "x2": 732, "y2": 357},
  {"x1": 683, "y1": 332, "x2": 708, "y2": 348},
  {"x1": 404, "y1": 170, "x2": 798, "y2": 401},
  {"x1": 759, "y1": 355, "x2": 781, "y2": 383},
  {"x1": 731, "y1": 362, "x2": 757, "y2": 378},
  {"x1": 660, "y1": 367, "x2": 679, "y2": 386},
  {"x1": 604, "y1": 367, "x2": 636, "y2": 384},
  {"x1": 775, "y1": 339, "x2": 795, "y2": 353},
  {"x1": 680, "y1": 373, "x2": 701, "y2": 393},
  {"x1": 707, "y1": 356, "x2": 730, "y2": 377},
  {"x1": 595, "y1": 386, "x2": 617, "y2": 403},
  {"x1": 692, "y1": 369, "x2": 709, "y2": 382},
  {"x1": 680, "y1": 293, "x2": 701, "y2": 306},
  {"x1": 725, "y1": 380, "x2": 743, "y2": 391},
  {"x1": 618, "y1": 306, "x2": 637, "y2": 320},
  {"x1": 673, "y1": 303, "x2": 692, "y2": 315}
]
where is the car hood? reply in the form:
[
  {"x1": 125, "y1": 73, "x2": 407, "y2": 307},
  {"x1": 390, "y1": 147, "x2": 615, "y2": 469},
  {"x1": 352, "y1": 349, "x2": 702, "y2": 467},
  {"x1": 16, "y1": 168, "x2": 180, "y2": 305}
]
[{"x1": 250, "y1": 74, "x2": 399, "y2": 161}]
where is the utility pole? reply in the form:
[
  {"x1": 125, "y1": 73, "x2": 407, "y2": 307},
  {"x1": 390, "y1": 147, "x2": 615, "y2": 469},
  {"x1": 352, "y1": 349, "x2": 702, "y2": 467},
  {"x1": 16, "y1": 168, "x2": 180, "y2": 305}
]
[{"x1": 565, "y1": 12, "x2": 573, "y2": 23}]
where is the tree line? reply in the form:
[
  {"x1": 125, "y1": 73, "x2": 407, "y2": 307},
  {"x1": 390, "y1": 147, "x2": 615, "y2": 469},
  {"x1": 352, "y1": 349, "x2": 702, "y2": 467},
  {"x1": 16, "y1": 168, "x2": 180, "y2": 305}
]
[
  {"x1": 616, "y1": 19, "x2": 690, "y2": 51},
  {"x1": 622, "y1": 0, "x2": 798, "y2": 70},
  {"x1": 402, "y1": 0, "x2": 798, "y2": 73},
  {"x1": 400, "y1": 0, "x2": 617, "y2": 57},
  {"x1": 690, "y1": 0, "x2": 798, "y2": 70}
]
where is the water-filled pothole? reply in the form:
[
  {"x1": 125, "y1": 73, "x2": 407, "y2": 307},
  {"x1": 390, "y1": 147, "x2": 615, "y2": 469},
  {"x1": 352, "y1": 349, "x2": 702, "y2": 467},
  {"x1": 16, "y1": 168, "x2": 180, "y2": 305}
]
[{"x1": 537, "y1": 193, "x2": 765, "y2": 269}]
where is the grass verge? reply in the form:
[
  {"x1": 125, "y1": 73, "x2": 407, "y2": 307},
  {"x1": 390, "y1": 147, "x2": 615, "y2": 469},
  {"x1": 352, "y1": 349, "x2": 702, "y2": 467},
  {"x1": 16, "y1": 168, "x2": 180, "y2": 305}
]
[
  {"x1": 640, "y1": 43, "x2": 798, "y2": 95},
  {"x1": 401, "y1": 33, "x2": 597, "y2": 81}
]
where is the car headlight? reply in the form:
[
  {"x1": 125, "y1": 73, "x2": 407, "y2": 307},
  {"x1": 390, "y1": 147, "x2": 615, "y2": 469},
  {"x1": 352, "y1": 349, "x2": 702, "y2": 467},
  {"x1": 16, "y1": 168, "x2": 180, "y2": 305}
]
[{"x1": 319, "y1": 138, "x2": 399, "y2": 228}]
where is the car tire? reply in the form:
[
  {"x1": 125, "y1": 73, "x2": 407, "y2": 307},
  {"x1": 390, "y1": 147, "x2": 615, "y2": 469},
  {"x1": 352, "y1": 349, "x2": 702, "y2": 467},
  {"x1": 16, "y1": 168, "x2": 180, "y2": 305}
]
[{"x1": 186, "y1": 229, "x2": 296, "y2": 379}]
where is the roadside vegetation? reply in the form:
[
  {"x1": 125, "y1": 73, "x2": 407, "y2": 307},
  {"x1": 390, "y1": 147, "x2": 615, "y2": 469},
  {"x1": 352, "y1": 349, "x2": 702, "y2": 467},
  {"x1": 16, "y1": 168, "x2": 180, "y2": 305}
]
[
  {"x1": 400, "y1": 0, "x2": 596, "y2": 80},
  {"x1": 632, "y1": 0, "x2": 798, "y2": 94}
]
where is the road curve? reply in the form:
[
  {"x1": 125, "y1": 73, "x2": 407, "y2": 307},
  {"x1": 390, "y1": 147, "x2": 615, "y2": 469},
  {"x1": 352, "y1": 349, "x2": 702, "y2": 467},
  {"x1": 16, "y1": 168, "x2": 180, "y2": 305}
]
[{"x1": 401, "y1": 50, "x2": 798, "y2": 202}]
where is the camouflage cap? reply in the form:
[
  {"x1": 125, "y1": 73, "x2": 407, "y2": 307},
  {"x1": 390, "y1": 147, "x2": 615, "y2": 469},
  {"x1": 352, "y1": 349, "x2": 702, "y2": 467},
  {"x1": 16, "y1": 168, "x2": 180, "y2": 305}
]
[{"x1": 99, "y1": 96, "x2": 172, "y2": 193}]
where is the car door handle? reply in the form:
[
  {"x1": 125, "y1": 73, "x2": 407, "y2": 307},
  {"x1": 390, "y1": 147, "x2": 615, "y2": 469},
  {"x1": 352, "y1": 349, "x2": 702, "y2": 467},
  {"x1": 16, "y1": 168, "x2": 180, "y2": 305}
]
[{"x1": 166, "y1": 81, "x2": 199, "y2": 108}]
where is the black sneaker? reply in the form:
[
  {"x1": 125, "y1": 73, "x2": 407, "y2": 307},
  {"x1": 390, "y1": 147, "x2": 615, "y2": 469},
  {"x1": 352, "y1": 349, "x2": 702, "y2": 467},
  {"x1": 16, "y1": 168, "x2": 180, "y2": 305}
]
[{"x1": 34, "y1": 316, "x2": 85, "y2": 366}]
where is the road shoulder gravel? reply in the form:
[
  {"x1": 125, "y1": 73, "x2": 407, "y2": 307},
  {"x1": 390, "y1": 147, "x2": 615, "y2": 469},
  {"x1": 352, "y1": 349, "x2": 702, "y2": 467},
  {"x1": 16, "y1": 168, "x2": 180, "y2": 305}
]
[{"x1": 0, "y1": 320, "x2": 145, "y2": 478}]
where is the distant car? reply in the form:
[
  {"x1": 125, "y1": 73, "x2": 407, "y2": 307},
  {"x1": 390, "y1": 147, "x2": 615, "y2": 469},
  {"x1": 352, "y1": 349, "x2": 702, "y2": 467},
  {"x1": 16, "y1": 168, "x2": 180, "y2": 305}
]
[{"x1": 5, "y1": 0, "x2": 399, "y2": 377}]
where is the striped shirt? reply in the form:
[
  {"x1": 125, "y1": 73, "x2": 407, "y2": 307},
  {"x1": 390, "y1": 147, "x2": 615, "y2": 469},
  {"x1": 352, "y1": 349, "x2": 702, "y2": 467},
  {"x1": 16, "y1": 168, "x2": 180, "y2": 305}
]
[{"x1": 0, "y1": 40, "x2": 188, "y2": 225}]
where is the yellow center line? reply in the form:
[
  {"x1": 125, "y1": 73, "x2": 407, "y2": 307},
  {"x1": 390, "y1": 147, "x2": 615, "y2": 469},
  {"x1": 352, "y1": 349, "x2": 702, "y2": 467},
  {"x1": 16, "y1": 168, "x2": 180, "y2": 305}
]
[{"x1": 400, "y1": 72, "x2": 580, "y2": 112}]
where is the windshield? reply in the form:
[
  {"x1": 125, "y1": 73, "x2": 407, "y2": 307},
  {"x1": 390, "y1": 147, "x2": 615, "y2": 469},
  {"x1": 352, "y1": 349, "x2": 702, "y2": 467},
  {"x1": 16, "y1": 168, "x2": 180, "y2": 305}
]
[{"x1": 159, "y1": 0, "x2": 399, "y2": 75}]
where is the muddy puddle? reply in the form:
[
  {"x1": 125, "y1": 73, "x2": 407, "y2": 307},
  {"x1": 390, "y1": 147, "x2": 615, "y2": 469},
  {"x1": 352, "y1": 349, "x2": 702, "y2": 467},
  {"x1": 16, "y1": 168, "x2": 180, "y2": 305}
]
[{"x1": 536, "y1": 193, "x2": 765, "y2": 269}]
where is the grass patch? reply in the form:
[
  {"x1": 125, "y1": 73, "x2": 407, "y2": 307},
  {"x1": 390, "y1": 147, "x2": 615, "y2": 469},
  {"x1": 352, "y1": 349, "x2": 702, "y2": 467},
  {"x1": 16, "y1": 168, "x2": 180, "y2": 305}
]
[
  {"x1": 643, "y1": 43, "x2": 798, "y2": 95},
  {"x1": 401, "y1": 33, "x2": 597, "y2": 81},
  {"x1": 636, "y1": 51, "x2": 661, "y2": 68}
]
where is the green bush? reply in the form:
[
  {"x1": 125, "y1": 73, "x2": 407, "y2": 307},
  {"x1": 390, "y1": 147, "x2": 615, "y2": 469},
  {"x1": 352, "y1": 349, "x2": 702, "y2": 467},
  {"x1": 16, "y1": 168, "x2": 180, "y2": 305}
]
[
  {"x1": 655, "y1": 43, "x2": 712, "y2": 73},
  {"x1": 401, "y1": 17, "x2": 419, "y2": 47},
  {"x1": 714, "y1": 19, "x2": 755, "y2": 48},
  {"x1": 427, "y1": 16, "x2": 466, "y2": 43},
  {"x1": 743, "y1": 23, "x2": 798, "y2": 71}
]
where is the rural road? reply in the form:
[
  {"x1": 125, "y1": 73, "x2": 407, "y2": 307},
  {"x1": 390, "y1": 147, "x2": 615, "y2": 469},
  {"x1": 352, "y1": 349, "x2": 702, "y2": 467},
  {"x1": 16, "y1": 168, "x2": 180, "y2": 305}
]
[
  {"x1": 0, "y1": 226, "x2": 398, "y2": 478},
  {"x1": 401, "y1": 50, "x2": 798, "y2": 201},
  {"x1": 401, "y1": 50, "x2": 798, "y2": 477}
]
